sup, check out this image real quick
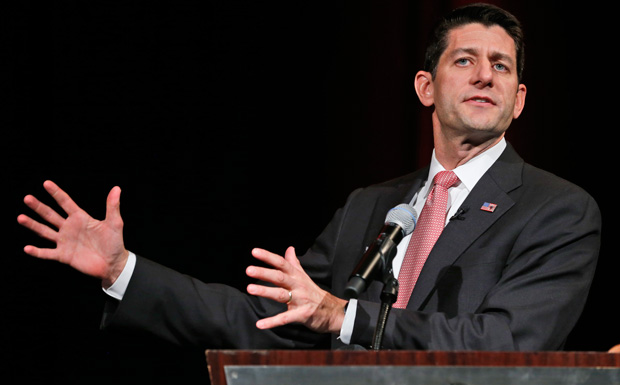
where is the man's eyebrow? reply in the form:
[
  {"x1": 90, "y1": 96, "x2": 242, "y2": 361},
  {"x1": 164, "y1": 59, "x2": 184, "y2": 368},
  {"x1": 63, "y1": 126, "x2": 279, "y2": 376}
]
[{"x1": 449, "y1": 47, "x2": 515, "y2": 66}]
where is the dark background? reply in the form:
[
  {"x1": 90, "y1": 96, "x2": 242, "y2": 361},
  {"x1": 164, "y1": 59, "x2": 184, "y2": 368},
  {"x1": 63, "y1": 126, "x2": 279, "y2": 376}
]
[{"x1": 5, "y1": 1, "x2": 614, "y2": 383}]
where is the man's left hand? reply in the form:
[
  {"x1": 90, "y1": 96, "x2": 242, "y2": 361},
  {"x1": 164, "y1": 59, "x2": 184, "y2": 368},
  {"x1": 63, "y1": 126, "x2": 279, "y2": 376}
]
[{"x1": 246, "y1": 247, "x2": 347, "y2": 334}]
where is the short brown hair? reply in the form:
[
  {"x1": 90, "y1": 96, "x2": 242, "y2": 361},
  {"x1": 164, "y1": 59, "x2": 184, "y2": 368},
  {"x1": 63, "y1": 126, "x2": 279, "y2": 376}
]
[{"x1": 424, "y1": 3, "x2": 525, "y2": 82}]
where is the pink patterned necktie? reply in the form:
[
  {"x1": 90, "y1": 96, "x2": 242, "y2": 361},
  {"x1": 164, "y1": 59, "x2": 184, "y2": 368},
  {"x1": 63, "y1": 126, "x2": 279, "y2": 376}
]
[{"x1": 393, "y1": 170, "x2": 460, "y2": 309}]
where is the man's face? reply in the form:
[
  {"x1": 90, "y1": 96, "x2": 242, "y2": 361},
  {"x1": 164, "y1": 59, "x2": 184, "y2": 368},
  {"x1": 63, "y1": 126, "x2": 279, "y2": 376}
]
[{"x1": 424, "y1": 23, "x2": 526, "y2": 142}]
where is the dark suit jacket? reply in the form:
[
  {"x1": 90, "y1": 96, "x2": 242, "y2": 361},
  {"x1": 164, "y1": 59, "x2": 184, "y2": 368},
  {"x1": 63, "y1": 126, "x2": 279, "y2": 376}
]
[{"x1": 102, "y1": 143, "x2": 601, "y2": 351}]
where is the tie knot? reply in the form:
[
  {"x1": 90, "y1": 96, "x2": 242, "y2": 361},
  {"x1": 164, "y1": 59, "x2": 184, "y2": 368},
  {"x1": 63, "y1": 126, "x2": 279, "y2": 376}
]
[{"x1": 433, "y1": 170, "x2": 459, "y2": 189}]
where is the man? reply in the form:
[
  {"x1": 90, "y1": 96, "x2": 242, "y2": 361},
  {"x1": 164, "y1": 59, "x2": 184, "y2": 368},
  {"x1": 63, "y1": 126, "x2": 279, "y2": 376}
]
[{"x1": 18, "y1": 4, "x2": 600, "y2": 351}]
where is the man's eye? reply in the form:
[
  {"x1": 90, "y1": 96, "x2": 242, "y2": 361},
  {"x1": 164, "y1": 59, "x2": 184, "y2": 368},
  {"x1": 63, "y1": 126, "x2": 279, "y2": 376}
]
[
  {"x1": 456, "y1": 58, "x2": 470, "y2": 66},
  {"x1": 494, "y1": 63, "x2": 507, "y2": 72}
]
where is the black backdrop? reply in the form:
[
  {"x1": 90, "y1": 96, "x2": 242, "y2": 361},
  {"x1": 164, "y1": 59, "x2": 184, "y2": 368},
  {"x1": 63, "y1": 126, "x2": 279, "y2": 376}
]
[{"x1": 5, "y1": 1, "x2": 615, "y2": 383}]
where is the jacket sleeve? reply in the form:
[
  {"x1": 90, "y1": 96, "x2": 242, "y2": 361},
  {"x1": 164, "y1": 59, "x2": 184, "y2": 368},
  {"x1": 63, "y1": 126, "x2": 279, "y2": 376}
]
[{"x1": 100, "y1": 255, "x2": 327, "y2": 349}]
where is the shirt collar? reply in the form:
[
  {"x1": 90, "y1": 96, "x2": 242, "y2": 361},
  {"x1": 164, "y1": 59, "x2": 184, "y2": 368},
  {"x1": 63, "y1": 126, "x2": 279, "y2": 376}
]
[{"x1": 428, "y1": 137, "x2": 506, "y2": 192}]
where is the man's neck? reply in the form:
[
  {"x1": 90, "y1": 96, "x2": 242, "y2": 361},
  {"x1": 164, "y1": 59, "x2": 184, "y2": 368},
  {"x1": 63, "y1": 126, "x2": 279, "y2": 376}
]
[{"x1": 434, "y1": 133, "x2": 505, "y2": 170}]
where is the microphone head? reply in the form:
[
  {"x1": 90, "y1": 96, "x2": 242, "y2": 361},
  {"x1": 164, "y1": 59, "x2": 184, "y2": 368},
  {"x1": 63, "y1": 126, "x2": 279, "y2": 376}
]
[{"x1": 386, "y1": 203, "x2": 417, "y2": 236}]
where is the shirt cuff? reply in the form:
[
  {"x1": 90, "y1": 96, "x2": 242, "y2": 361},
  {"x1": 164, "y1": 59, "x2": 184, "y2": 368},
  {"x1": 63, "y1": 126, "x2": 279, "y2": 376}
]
[
  {"x1": 101, "y1": 251, "x2": 136, "y2": 300},
  {"x1": 338, "y1": 299, "x2": 357, "y2": 344}
]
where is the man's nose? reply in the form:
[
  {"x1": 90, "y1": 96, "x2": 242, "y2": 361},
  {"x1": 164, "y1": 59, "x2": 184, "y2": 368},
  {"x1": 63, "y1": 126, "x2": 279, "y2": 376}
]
[{"x1": 472, "y1": 62, "x2": 494, "y2": 88}]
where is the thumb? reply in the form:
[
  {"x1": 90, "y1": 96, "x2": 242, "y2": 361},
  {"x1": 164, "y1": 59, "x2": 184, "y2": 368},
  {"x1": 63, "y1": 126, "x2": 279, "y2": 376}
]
[
  {"x1": 105, "y1": 186, "x2": 124, "y2": 226},
  {"x1": 284, "y1": 246, "x2": 302, "y2": 268}
]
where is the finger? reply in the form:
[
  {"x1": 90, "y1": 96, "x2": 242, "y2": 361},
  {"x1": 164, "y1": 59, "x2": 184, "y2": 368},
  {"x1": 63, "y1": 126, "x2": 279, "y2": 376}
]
[
  {"x1": 246, "y1": 265, "x2": 291, "y2": 288},
  {"x1": 23, "y1": 245, "x2": 59, "y2": 260},
  {"x1": 251, "y1": 248, "x2": 292, "y2": 273},
  {"x1": 17, "y1": 214, "x2": 59, "y2": 242},
  {"x1": 23, "y1": 194, "x2": 65, "y2": 228},
  {"x1": 256, "y1": 311, "x2": 298, "y2": 330},
  {"x1": 43, "y1": 180, "x2": 81, "y2": 216},
  {"x1": 247, "y1": 283, "x2": 291, "y2": 304}
]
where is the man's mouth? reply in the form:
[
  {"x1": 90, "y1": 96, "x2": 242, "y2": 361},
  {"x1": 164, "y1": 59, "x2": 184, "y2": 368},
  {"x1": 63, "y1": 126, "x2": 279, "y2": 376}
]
[{"x1": 466, "y1": 96, "x2": 495, "y2": 105}]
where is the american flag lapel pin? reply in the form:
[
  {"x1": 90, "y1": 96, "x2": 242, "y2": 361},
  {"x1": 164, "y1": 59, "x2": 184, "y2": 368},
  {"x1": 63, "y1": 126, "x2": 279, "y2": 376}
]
[{"x1": 480, "y1": 202, "x2": 497, "y2": 212}]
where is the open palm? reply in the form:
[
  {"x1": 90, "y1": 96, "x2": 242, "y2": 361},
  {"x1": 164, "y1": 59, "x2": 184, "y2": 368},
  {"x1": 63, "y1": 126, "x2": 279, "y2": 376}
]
[{"x1": 18, "y1": 181, "x2": 129, "y2": 286}]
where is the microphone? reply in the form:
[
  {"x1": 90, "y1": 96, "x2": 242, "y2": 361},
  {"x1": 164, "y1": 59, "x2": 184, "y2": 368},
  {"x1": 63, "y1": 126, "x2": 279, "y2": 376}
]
[
  {"x1": 450, "y1": 206, "x2": 468, "y2": 221},
  {"x1": 344, "y1": 204, "x2": 417, "y2": 299}
]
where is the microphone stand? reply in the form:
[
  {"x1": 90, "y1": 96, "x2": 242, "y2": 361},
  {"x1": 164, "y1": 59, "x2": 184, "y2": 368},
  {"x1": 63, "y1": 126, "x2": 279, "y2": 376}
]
[
  {"x1": 370, "y1": 250, "x2": 399, "y2": 351},
  {"x1": 370, "y1": 273, "x2": 398, "y2": 350}
]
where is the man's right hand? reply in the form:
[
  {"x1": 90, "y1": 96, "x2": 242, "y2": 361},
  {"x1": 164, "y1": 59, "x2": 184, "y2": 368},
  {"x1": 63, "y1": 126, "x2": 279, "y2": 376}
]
[{"x1": 17, "y1": 180, "x2": 129, "y2": 288}]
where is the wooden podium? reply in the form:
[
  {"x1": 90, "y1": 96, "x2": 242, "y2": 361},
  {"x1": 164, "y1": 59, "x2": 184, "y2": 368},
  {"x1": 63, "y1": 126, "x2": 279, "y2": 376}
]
[{"x1": 206, "y1": 350, "x2": 620, "y2": 385}]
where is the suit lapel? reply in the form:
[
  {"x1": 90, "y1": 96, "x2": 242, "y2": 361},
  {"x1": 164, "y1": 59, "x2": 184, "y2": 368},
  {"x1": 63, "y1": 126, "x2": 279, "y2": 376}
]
[
  {"x1": 361, "y1": 169, "x2": 428, "y2": 247},
  {"x1": 407, "y1": 144, "x2": 524, "y2": 310}
]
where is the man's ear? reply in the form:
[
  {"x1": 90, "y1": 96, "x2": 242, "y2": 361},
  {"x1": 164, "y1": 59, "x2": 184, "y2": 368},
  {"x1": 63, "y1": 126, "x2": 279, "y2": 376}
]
[
  {"x1": 414, "y1": 71, "x2": 434, "y2": 107},
  {"x1": 513, "y1": 84, "x2": 527, "y2": 119}
]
